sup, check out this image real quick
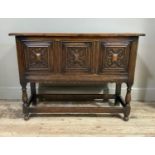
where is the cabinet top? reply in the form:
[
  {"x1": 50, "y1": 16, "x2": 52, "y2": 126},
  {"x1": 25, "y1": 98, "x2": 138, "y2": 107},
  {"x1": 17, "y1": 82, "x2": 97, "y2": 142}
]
[{"x1": 9, "y1": 33, "x2": 145, "y2": 37}]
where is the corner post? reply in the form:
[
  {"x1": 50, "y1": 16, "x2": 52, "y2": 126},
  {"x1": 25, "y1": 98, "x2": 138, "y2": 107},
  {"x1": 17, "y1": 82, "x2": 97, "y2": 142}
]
[
  {"x1": 124, "y1": 83, "x2": 132, "y2": 121},
  {"x1": 115, "y1": 83, "x2": 121, "y2": 105},
  {"x1": 21, "y1": 82, "x2": 30, "y2": 120},
  {"x1": 30, "y1": 82, "x2": 37, "y2": 105}
]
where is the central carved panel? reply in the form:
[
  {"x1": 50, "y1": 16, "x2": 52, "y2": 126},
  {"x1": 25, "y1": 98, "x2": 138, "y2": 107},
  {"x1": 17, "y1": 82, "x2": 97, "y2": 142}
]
[
  {"x1": 61, "y1": 42, "x2": 93, "y2": 73},
  {"x1": 66, "y1": 47, "x2": 88, "y2": 68}
]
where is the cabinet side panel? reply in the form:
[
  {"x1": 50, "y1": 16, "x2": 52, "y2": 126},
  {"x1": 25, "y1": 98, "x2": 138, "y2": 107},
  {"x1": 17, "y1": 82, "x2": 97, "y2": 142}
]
[
  {"x1": 128, "y1": 37, "x2": 139, "y2": 85},
  {"x1": 15, "y1": 37, "x2": 27, "y2": 84}
]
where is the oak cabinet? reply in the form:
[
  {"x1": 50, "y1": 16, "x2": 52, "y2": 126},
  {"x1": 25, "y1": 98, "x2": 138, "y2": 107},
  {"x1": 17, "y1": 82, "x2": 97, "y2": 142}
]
[{"x1": 9, "y1": 33, "x2": 145, "y2": 121}]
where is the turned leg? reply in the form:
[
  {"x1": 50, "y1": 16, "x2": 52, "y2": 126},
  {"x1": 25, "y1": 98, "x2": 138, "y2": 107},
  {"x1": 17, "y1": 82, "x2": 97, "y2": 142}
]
[
  {"x1": 30, "y1": 82, "x2": 37, "y2": 105},
  {"x1": 115, "y1": 83, "x2": 121, "y2": 105},
  {"x1": 103, "y1": 84, "x2": 109, "y2": 102},
  {"x1": 124, "y1": 83, "x2": 132, "y2": 121},
  {"x1": 21, "y1": 82, "x2": 30, "y2": 120}
]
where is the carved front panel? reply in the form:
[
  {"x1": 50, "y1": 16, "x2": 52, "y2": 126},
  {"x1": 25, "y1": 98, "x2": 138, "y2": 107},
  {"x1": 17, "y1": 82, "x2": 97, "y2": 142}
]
[
  {"x1": 99, "y1": 42, "x2": 131, "y2": 74},
  {"x1": 23, "y1": 41, "x2": 53, "y2": 71},
  {"x1": 61, "y1": 42, "x2": 93, "y2": 73}
]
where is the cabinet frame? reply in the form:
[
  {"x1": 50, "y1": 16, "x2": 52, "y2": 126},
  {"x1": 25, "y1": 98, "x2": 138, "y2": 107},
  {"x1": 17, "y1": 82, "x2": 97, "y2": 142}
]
[{"x1": 9, "y1": 33, "x2": 145, "y2": 121}]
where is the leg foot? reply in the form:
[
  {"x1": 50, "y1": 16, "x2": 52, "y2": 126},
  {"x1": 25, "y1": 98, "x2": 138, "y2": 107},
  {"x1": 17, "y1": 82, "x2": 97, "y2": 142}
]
[
  {"x1": 123, "y1": 105, "x2": 131, "y2": 121},
  {"x1": 24, "y1": 114, "x2": 30, "y2": 121},
  {"x1": 123, "y1": 115, "x2": 129, "y2": 121},
  {"x1": 123, "y1": 105, "x2": 130, "y2": 121}
]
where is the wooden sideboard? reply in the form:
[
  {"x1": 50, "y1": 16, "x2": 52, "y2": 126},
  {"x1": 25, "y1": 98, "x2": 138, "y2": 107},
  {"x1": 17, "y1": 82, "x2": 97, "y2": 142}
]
[{"x1": 9, "y1": 33, "x2": 145, "y2": 121}]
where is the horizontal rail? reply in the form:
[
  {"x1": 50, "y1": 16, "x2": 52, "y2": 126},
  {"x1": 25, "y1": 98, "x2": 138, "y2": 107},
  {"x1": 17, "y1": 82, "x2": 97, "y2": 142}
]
[
  {"x1": 29, "y1": 106, "x2": 124, "y2": 114},
  {"x1": 37, "y1": 94, "x2": 116, "y2": 101}
]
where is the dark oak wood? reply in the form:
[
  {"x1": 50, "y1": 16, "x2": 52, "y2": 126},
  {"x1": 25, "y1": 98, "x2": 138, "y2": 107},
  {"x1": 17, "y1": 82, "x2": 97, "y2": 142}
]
[
  {"x1": 9, "y1": 33, "x2": 145, "y2": 37},
  {"x1": 115, "y1": 83, "x2": 122, "y2": 105},
  {"x1": 9, "y1": 33, "x2": 145, "y2": 121},
  {"x1": 30, "y1": 83, "x2": 37, "y2": 105},
  {"x1": 37, "y1": 94, "x2": 116, "y2": 101},
  {"x1": 29, "y1": 106, "x2": 124, "y2": 114}
]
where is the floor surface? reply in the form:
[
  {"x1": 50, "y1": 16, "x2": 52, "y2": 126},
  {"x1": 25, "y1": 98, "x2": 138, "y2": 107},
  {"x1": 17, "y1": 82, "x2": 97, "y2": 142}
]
[{"x1": 0, "y1": 100, "x2": 155, "y2": 136}]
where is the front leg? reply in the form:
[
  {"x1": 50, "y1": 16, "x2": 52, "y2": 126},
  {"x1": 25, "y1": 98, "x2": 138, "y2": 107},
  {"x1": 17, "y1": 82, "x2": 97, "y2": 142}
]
[
  {"x1": 30, "y1": 82, "x2": 37, "y2": 106},
  {"x1": 21, "y1": 82, "x2": 30, "y2": 120},
  {"x1": 115, "y1": 83, "x2": 121, "y2": 106},
  {"x1": 124, "y1": 83, "x2": 132, "y2": 121}
]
